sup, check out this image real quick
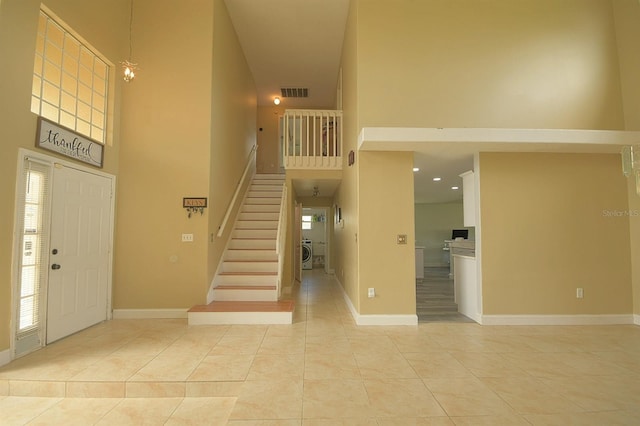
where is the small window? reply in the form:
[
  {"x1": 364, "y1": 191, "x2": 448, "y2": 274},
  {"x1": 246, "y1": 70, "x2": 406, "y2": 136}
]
[
  {"x1": 302, "y1": 215, "x2": 312, "y2": 230},
  {"x1": 31, "y1": 9, "x2": 109, "y2": 143}
]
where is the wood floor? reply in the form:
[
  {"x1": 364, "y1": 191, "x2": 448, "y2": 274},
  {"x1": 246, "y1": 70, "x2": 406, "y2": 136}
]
[{"x1": 416, "y1": 266, "x2": 475, "y2": 323}]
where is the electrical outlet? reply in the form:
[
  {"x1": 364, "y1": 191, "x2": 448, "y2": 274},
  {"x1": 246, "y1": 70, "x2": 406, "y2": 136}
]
[
  {"x1": 182, "y1": 233, "x2": 194, "y2": 242},
  {"x1": 368, "y1": 288, "x2": 375, "y2": 298},
  {"x1": 576, "y1": 288, "x2": 584, "y2": 299}
]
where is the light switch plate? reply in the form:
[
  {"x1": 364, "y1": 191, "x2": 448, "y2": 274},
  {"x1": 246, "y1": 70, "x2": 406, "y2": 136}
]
[{"x1": 182, "y1": 233, "x2": 194, "y2": 242}]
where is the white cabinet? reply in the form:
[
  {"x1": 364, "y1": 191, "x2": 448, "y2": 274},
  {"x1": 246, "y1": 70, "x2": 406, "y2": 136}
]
[{"x1": 459, "y1": 170, "x2": 476, "y2": 227}]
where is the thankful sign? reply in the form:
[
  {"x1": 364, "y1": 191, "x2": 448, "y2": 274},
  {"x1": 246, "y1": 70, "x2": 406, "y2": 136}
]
[{"x1": 36, "y1": 117, "x2": 104, "y2": 168}]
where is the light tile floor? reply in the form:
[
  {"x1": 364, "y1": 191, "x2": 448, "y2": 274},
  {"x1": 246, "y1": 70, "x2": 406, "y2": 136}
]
[{"x1": 1, "y1": 270, "x2": 640, "y2": 424}]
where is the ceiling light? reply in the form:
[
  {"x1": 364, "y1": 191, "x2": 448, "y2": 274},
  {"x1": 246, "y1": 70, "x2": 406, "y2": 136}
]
[
  {"x1": 621, "y1": 145, "x2": 640, "y2": 195},
  {"x1": 121, "y1": 0, "x2": 138, "y2": 82},
  {"x1": 451, "y1": 186, "x2": 459, "y2": 190},
  {"x1": 274, "y1": 97, "x2": 281, "y2": 105},
  {"x1": 433, "y1": 177, "x2": 441, "y2": 182},
  {"x1": 413, "y1": 167, "x2": 420, "y2": 172}
]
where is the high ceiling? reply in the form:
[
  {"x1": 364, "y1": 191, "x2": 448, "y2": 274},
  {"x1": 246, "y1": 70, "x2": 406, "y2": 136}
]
[
  {"x1": 223, "y1": 0, "x2": 468, "y2": 204},
  {"x1": 225, "y1": 0, "x2": 350, "y2": 109}
]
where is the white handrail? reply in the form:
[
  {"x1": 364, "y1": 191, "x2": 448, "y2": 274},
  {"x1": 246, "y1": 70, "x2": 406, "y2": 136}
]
[
  {"x1": 275, "y1": 184, "x2": 288, "y2": 298},
  {"x1": 217, "y1": 144, "x2": 257, "y2": 237}
]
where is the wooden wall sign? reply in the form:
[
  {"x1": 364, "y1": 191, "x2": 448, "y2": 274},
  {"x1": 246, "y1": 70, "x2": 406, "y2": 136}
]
[{"x1": 36, "y1": 117, "x2": 104, "y2": 168}]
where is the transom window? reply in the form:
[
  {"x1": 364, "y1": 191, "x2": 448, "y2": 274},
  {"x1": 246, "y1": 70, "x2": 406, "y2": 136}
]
[{"x1": 31, "y1": 10, "x2": 109, "y2": 143}]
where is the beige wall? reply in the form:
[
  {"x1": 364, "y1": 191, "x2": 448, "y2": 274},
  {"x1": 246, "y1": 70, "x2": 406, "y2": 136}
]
[
  {"x1": 338, "y1": 0, "x2": 637, "y2": 320},
  {"x1": 612, "y1": 0, "x2": 640, "y2": 317},
  {"x1": 480, "y1": 152, "x2": 632, "y2": 315},
  {"x1": 114, "y1": 0, "x2": 255, "y2": 309},
  {"x1": 334, "y1": 0, "x2": 360, "y2": 310},
  {"x1": 357, "y1": 0, "x2": 625, "y2": 130},
  {"x1": 114, "y1": 0, "x2": 213, "y2": 309},
  {"x1": 256, "y1": 105, "x2": 285, "y2": 174},
  {"x1": 207, "y1": 0, "x2": 257, "y2": 289},
  {"x1": 0, "y1": 0, "x2": 127, "y2": 352},
  {"x1": 358, "y1": 151, "x2": 416, "y2": 315}
]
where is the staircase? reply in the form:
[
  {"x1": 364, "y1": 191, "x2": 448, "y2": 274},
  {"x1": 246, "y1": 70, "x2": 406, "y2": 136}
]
[{"x1": 188, "y1": 173, "x2": 294, "y2": 325}]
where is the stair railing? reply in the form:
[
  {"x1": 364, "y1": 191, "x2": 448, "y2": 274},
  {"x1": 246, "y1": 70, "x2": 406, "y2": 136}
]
[
  {"x1": 217, "y1": 144, "x2": 257, "y2": 238},
  {"x1": 275, "y1": 183, "x2": 288, "y2": 298},
  {"x1": 282, "y1": 109, "x2": 343, "y2": 170}
]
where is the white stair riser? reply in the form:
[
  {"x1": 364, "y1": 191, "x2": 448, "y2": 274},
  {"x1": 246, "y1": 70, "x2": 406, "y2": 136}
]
[
  {"x1": 225, "y1": 250, "x2": 277, "y2": 261},
  {"x1": 250, "y1": 185, "x2": 283, "y2": 192},
  {"x1": 235, "y1": 220, "x2": 278, "y2": 230},
  {"x1": 238, "y1": 212, "x2": 279, "y2": 221},
  {"x1": 212, "y1": 288, "x2": 278, "y2": 302},
  {"x1": 216, "y1": 275, "x2": 278, "y2": 286},
  {"x1": 242, "y1": 204, "x2": 280, "y2": 213},
  {"x1": 222, "y1": 262, "x2": 278, "y2": 273},
  {"x1": 253, "y1": 174, "x2": 284, "y2": 180},
  {"x1": 247, "y1": 193, "x2": 282, "y2": 200},
  {"x1": 229, "y1": 239, "x2": 276, "y2": 250},
  {"x1": 233, "y1": 229, "x2": 276, "y2": 239},
  {"x1": 245, "y1": 197, "x2": 281, "y2": 205}
]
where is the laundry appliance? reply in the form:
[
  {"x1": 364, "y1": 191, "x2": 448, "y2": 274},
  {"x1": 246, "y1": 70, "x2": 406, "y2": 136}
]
[{"x1": 302, "y1": 239, "x2": 313, "y2": 270}]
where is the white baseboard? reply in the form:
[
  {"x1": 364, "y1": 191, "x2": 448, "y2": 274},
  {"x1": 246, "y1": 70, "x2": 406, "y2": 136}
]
[
  {"x1": 634, "y1": 314, "x2": 640, "y2": 325},
  {"x1": 355, "y1": 314, "x2": 418, "y2": 326},
  {"x1": 0, "y1": 349, "x2": 11, "y2": 367},
  {"x1": 112, "y1": 309, "x2": 188, "y2": 319},
  {"x1": 482, "y1": 314, "x2": 634, "y2": 326},
  {"x1": 336, "y1": 277, "x2": 417, "y2": 326}
]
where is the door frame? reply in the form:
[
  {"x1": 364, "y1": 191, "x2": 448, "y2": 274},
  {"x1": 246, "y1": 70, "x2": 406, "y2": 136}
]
[{"x1": 10, "y1": 148, "x2": 116, "y2": 358}]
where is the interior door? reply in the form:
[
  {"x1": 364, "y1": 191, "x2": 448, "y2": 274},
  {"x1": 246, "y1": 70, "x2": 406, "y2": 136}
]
[{"x1": 47, "y1": 165, "x2": 112, "y2": 343}]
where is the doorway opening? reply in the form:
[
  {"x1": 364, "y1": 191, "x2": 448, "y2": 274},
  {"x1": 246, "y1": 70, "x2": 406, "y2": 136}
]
[{"x1": 301, "y1": 207, "x2": 330, "y2": 274}]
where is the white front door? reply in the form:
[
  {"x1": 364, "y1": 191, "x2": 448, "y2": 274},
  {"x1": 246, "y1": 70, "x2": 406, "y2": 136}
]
[{"x1": 46, "y1": 165, "x2": 112, "y2": 344}]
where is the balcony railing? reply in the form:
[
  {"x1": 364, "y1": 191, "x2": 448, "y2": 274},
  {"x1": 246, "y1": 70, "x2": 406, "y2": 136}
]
[{"x1": 282, "y1": 109, "x2": 342, "y2": 170}]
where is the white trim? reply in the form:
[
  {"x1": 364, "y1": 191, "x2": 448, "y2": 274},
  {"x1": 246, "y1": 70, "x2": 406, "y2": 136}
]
[
  {"x1": 355, "y1": 314, "x2": 418, "y2": 326},
  {"x1": 0, "y1": 349, "x2": 11, "y2": 367},
  {"x1": 112, "y1": 309, "x2": 188, "y2": 319},
  {"x1": 337, "y1": 277, "x2": 418, "y2": 326},
  {"x1": 358, "y1": 127, "x2": 640, "y2": 151},
  {"x1": 634, "y1": 314, "x2": 640, "y2": 325},
  {"x1": 481, "y1": 314, "x2": 634, "y2": 326}
]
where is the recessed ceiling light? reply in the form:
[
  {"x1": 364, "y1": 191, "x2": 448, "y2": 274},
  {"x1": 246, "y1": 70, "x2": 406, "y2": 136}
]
[
  {"x1": 413, "y1": 167, "x2": 420, "y2": 172},
  {"x1": 433, "y1": 177, "x2": 441, "y2": 181},
  {"x1": 451, "y1": 186, "x2": 459, "y2": 190}
]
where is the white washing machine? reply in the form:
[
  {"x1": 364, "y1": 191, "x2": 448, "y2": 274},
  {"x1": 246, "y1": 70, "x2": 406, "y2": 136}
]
[{"x1": 302, "y1": 239, "x2": 313, "y2": 270}]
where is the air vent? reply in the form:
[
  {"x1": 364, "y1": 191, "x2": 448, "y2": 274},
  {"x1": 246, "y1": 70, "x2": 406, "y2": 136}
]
[{"x1": 281, "y1": 87, "x2": 309, "y2": 98}]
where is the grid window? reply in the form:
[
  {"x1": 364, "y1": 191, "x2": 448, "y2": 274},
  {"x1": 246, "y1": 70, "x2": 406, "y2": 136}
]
[{"x1": 31, "y1": 10, "x2": 109, "y2": 144}]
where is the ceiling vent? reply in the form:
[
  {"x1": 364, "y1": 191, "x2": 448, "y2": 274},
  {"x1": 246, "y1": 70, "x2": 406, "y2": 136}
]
[{"x1": 281, "y1": 87, "x2": 309, "y2": 98}]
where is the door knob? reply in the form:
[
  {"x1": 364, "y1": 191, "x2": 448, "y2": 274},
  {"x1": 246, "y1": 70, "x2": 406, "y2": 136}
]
[{"x1": 51, "y1": 264, "x2": 61, "y2": 270}]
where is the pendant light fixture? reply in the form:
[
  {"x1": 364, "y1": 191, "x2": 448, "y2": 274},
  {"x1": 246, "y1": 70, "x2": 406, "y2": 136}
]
[
  {"x1": 621, "y1": 145, "x2": 640, "y2": 196},
  {"x1": 121, "y1": 0, "x2": 138, "y2": 82}
]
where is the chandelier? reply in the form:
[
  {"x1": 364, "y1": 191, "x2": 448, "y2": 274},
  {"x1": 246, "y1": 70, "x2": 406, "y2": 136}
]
[
  {"x1": 621, "y1": 145, "x2": 640, "y2": 195},
  {"x1": 121, "y1": 0, "x2": 138, "y2": 82}
]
